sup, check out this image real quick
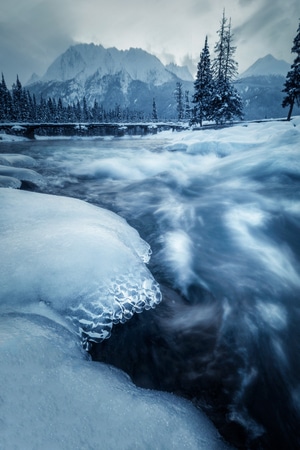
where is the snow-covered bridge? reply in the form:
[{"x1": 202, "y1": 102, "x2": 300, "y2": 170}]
[{"x1": 0, "y1": 122, "x2": 186, "y2": 139}]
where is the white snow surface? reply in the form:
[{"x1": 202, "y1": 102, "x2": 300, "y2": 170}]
[
  {"x1": 0, "y1": 189, "x2": 161, "y2": 346},
  {"x1": 0, "y1": 312, "x2": 229, "y2": 450}
]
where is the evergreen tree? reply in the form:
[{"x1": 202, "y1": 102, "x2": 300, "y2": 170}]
[
  {"x1": 152, "y1": 97, "x2": 158, "y2": 121},
  {"x1": 184, "y1": 90, "x2": 191, "y2": 120},
  {"x1": 66, "y1": 104, "x2": 75, "y2": 122},
  {"x1": 11, "y1": 75, "x2": 23, "y2": 121},
  {"x1": 211, "y1": 11, "x2": 243, "y2": 124},
  {"x1": 192, "y1": 36, "x2": 215, "y2": 126},
  {"x1": 174, "y1": 81, "x2": 184, "y2": 121},
  {"x1": 27, "y1": 91, "x2": 37, "y2": 122},
  {"x1": 0, "y1": 73, "x2": 13, "y2": 121},
  {"x1": 38, "y1": 97, "x2": 48, "y2": 123},
  {"x1": 82, "y1": 97, "x2": 89, "y2": 122},
  {"x1": 46, "y1": 98, "x2": 55, "y2": 122},
  {"x1": 56, "y1": 98, "x2": 65, "y2": 122},
  {"x1": 75, "y1": 100, "x2": 82, "y2": 122},
  {"x1": 282, "y1": 19, "x2": 300, "y2": 121}
]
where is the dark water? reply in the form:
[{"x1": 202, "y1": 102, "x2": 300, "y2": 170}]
[{"x1": 2, "y1": 136, "x2": 300, "y2": 449}]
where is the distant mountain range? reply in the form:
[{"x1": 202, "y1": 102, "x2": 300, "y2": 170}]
[
  {"x1": 235, "y1": 54, "x2": 300, "y2": 120},
  {"x1": 26, "y1": 44, "x2": 299, "y2": 121},
  {"x1": 239, "y1": 54, "x2": 290, "y2": 78}
]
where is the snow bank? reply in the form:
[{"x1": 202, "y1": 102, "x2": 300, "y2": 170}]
[
  {"x1": 0, "y1": 175, "x2": 21, "y2": 189},
  {"x1": 0, "y1": 165, "x2": 45, "y2": 188},
  {"x1": 0, "y1": 189, "x2": 161, "y2": 347},
  {"x1": 0, "y1": 153, "x2": 36, "y2": 167},
  {"x1": 0, "y1": 132, "x2": 28, "y2": 142},
  {"x1": 164, "y1": 119, "x2": 300, "y2": 155},
  {"x1": 0, "y1": 312, "x2": 230, "y2": 450}
]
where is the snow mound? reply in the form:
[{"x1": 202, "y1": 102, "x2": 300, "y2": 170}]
[
  {"x1": 0, "y1": 313, "x2": 230, "y2": 450},
  {"x1": 0, "y1": 165, "x2": 45, "y2": 188},
  {"x1": 0, "y1": 189, "x2": 161, "y2": 348},
  {"x1": 0, "y1": 175, "x2": 21, "y2": 189},
  {"x1": 0, "y1": 153, "x2": 36, "y2": 167}
]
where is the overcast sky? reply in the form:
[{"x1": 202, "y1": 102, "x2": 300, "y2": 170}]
[{"x1": 0, "y1": 0, "x2": 299, "y2": 86}]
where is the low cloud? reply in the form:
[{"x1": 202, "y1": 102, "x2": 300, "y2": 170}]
[{"x1": 0, "y1": 0, "x2": 298, "y2": 86}]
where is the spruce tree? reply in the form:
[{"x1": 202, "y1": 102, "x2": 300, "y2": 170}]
[
  {"x1": 0, "y1": 74, "x2": 13, "y2": 121},
  {"x1": 192, "y1": 36, "x2": 214, "y2": 126},
  {"x1": 174, "y1": 82, "x2": 184, "y2": 121},
  {"x1": 211, "y1": 11, "x2": 243, "y2": 124},
  {"x1": 11, "y1": 75, "x2": 23, "y2": 121},
  {"x1": 282, "y1": 19, "x2": 300, "y2": 121},
  {"x1": 57, "y1": 98, "x2": 64, "y2": 122},
  {"x1": 184, "y1": 90, "x2": 191, "y2": 120},
  {"x1": 152, "y1": 97, "x2": 158, "y2": 121},
  {"x1": 82, "y1": 97, "x2": 89, "y2": 122}
]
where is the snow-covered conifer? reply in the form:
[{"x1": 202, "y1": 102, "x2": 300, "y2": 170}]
[
  {"x1": 11, "y1": 75, "x2": 23, "y2": 121},
  {"x1": 174, "y1": 82, "x2": 184, "y2": 121},
  {"x1": 192, "y1": 36, "x2": 214, "y2": 126},
  {"x1": 152, "y1": 97, "x2": 158, "y2": 121},
  {"x1": 282, "y1": 19, "x2": 300, "y2": 120},
  {"x1": 184, "y1": 90, "x2": 191, "y2": 120},
  {"x1": 211, "y1": 11, "x2": 243, "y2": 124},
  {"x1": 0, "y1": 74, "x2": 13, "y2": 121}
]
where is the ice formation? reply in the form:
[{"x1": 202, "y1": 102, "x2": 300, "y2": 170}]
[{"x1": 0, "y1": 188, "x2": 161, "y2": 348}]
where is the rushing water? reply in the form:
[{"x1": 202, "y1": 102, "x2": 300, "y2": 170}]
[{"x1": 2, "y1": 133, "x2": 300, "y2": 449}]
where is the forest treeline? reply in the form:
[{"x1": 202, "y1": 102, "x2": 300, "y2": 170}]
[{"x1": 0, "y1": 74, "x2": 149, "y2": 124}]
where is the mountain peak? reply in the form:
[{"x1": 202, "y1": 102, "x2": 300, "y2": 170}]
[
  {"x1": 40, "y1": 43, "x2": 175, "y2": 86},
  {"x1": 240, "y1": 54, "x2": 290, "y2": 78}
]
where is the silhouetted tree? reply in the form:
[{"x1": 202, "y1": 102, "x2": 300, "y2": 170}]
[
  {"x1": 11, "y1": 75, "x2": 23, "y2": 121},
  {"x1": 282, "y1": 19, "x2": 300, "y2": 121},
  {"x1": 0, "y1": 73, "x2": 13, "y2": 121},
  {"x1": 152, "y1": 97, "x2": 158, "y2": 121}
]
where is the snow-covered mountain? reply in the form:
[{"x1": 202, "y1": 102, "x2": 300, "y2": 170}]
[
  {"x1": 239, "y1": 54, "x2": 290, "y2": 78},
  {"x1": 27, "y1": 43, "x2": 192, "y2": 119},
  {"x1": 43, "y1": 44, "x2": 175, "y2": 86}
]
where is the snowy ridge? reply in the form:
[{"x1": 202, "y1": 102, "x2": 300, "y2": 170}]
[{"x1": 43, "y1": 43, "x2": 175, "y2": 86}]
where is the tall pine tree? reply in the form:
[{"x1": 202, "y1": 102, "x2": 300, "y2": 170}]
[
  {"x1": 282, "y1": 19, "x2": 300, "y2": 121},
  {"x1": 211, "y1": 11, "x2": 243, "y2": 124},
  {"x1": 11, "y1": 75, "x2": 23, "y2": 121},
  {"x1": 174, "y1": 82, "x2": 184, "y2": 121},
  {"x1": 152, "y1": 97, "x2": 158, "y2": 121},
  {"x1": 192, "y1": 36, "x2": 214, "y2": 126},
  {"x1": 0, "y1": 73, "x2": 13, "y2": 121}
]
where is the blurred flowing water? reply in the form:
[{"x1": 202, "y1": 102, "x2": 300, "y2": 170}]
[{"x1": 2, "y1": 135, "x2": 300, "y2": 449}]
